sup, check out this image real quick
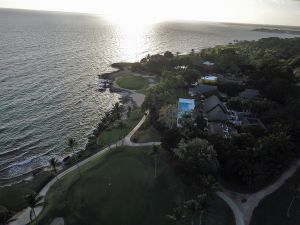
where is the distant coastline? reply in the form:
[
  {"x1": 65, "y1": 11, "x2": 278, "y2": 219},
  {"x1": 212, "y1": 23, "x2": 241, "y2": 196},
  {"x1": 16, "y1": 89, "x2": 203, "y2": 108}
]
[{"x1": 254, "y1": 28, "x2": 300, "y2": 35}]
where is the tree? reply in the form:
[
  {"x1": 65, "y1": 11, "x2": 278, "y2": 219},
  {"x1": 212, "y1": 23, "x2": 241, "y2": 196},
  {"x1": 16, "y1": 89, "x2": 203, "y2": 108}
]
[
  {"x1": 181, "y1": 69, "x2": 200, "y2": 84},
  {"x1": 49, "y1": 158, "x2": 59, "y2": 180},
  {"x1": 158, "y1": 104, "x2": 177, "y2": 129},
  {"x1": 150, "y1": 145, "x2": 159, "y2": 178},
  {"x1": 25, "y1": 192, "x2": 43, "y2": 225},
  {"x1": 164, "y1": 51, "x2": 174, "y2": 58},
  {"x1": 113, "y1": 102, "x2": 123, "y2": 120},
  {"x1": 161, "y1": 128, "x2": 182, "y2": 151},
  {"x1": 66, "y1": 137, "x2": 81, "y2": 178},
  {"x1": 190, "y1": 49, "x2": 195, "y2": 56},
  {"x1": 197, "y1": 193, "x2": 210, "y2": 225},
  {"x1": 286, "y1": 183, "x2": 300, "y2": 218},
  {"x1": 173, "y1": 138, "x2": 219, "y2": 174},
  {"x1": 168, "y1": 193, "x2": 210, "y2": 225},
  {"x1": 184, "y1": 200, "x2": 199, "y2": 225},
  {"x1": 167, "y1": 206, "x2": 186, "y2": 225},
  {"x1": 226, "y1": 97, "x2": 245, "y2": 111},
  {"x1": 0, "y1": 206, "x2": 14, "y2": 225},
  {"x1": 263, "y1": 78, "x2": 296, "y2": 103}
]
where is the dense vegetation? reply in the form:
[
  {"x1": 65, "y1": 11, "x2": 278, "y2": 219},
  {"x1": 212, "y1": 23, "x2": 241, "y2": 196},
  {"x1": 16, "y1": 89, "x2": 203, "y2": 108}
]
[
  {"x1": 251, "y1": 168, "x2": 300, "y2": 225},
  {"x1": 134, "y1": 37, "x2": 300, "y2": 192}
]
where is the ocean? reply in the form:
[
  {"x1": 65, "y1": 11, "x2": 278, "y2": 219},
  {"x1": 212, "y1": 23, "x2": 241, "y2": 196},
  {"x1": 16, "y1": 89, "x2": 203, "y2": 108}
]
[{"x1": 0, "y1": 8, "x2": 297, "y2": 180}]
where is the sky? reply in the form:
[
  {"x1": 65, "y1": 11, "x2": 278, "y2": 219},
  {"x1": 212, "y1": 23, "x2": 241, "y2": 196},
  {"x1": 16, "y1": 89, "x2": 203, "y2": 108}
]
[{"x1": 0, "y1": 0, "x2": 300, "y2": 26}]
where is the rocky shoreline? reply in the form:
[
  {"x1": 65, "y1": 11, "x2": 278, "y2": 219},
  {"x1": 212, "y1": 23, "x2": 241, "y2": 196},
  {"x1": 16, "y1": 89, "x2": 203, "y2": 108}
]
[{"x1": 0, "y1": 63, "x2": 135, "y2": 187}]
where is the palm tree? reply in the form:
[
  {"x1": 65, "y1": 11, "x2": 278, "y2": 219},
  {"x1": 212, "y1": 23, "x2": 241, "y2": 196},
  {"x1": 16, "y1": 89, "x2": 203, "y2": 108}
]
[
  {"x1": 197, "y1": 193, "x2": 209, "y2": 225},
  {"x1": 184, "y1": 200, "x2": 199, "y2": 225},
  {"x1": 167, "y1": 206, "x2": 186, "y2": 225},
  {"x1": 0, "y1": 206, "x2": 15, "y2": 225},
  {"x1": 66, "y1": 137, "x2": 81, "y2": 178},
  {"x1": 286, "y1": 183, "x2": 300, "y2": 218},
  {"x1": 114, "y1": 102, "x2": 122, "y2": 120},
  {"x1": 151, "y1": 145, "x2": 159, "y2": 178},
  {"x1": 201, "y1": 175, "x2": 219, "y2": 197},
  {"x1": 49, "y1": 157, "x2": 59, "y2": 180},
  {"x1": 25, "y1": 192, "x2": 43, "y2": 225}
]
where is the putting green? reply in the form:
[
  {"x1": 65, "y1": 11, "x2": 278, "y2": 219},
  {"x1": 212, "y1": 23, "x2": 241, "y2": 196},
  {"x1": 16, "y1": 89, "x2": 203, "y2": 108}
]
[{"x1": 116, "y1": 74, "x2": 149, "y2": 90}]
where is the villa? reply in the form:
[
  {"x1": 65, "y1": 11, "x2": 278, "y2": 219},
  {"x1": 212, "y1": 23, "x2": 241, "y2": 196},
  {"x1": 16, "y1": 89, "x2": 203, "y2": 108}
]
[
  {"x1": 189, "y1": 83, "x2": 218, "y2": 97},
  {"x1": 203, "y1": 95, "x2": 229, "y2": 122},
  {"x1": 177, "y1": 98, "x2": 195, "y2": 127}
]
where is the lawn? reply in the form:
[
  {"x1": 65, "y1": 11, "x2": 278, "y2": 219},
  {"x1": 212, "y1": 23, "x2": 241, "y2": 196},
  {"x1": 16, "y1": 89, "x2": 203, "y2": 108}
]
[
  {"x1": 116, "y1": 74, "x2": 149, "y2": 90},
  {"x1": 250, "y1": 168, "x2": 300, "y2": 225},
  {"x1": 97, "y1": 108, "x2": 143, "y2": 147},
  {"x1": 0, "y1": 171, "x2": 53, "y2": 213},
  {"x1": 131, "y1": 125, "x2": 161, "y2": 143},
  {"x1": 34, "y1": 147, "x2": 235, "y2": 225}
]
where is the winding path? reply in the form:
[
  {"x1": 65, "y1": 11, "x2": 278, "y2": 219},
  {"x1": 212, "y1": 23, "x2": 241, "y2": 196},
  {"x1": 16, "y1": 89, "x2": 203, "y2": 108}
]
[
  {"x1": 219, "y1": 158, "x2": 300, "y2": 225},
  {"x1": 10, "y1": 110, "x2": 160, "y2": 225}
]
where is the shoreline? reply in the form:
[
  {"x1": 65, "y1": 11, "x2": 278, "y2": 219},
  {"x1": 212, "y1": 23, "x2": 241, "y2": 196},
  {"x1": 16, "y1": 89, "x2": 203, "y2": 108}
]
[{"x1": 0, "y1": 62, "x2": 139, "y2": 186}]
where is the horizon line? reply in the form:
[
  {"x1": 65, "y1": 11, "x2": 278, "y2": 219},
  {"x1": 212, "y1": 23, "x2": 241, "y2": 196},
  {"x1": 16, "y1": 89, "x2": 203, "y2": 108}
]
[{"x1": 1, "y1": 7, "x2": 300, "y2": 28}]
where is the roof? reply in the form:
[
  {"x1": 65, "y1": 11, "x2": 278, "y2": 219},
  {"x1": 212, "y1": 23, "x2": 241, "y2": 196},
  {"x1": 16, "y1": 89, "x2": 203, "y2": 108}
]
[
  {"x1": 189, "y1": 84, "x2": 217, "y2": 96},
  {"x1": 203, "y1": 95, "x2": 229, "y2": 122},
  {"x1": 206, "y1": 106, "x2": 229, "y2": 122},
  {"x1": 203, "y1": 95, "x2": 223, "y2": 113},
  {"x1": 239, "y1": 89, "x2": 260, "y2": 99}
]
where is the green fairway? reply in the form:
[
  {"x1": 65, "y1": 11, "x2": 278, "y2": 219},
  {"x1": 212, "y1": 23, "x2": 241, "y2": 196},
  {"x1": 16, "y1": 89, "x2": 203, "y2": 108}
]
[
  {"x1": 35, "y1": 147, "x2": 234, "y2": 225},
  {"x1": 116, "y1": 74, "x2": 149, "y2": 90},
  {"x1": 251, "y1": 169, "x2": 300, "y2": 225},
  {"x1": 131, "y1": 125, "x2": 161, "y2": 143}
]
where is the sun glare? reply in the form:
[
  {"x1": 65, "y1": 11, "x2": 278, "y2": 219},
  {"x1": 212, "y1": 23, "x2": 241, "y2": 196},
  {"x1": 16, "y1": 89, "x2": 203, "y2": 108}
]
[{"x1": 114, "y1": 21, "x2": 151, "y2": 61}]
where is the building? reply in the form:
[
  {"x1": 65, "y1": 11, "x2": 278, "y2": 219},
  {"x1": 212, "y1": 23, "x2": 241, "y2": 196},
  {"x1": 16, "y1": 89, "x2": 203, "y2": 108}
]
[
  {"x1": 189, "y1": 83, "x2": 218, "y2": 97},
  {"x1": 239, "y1": 89, "x2": 260, "y2": 100},
  {"x1": 177, "y1": 98, "x2": 195, "y2": 127},
  {"x1": 203, "y1": 95, "x2": 229, "y2": 122}
]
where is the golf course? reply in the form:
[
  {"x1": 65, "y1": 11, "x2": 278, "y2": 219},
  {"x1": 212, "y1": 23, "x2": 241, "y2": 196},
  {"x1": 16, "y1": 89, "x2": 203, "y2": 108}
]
[{"x1": 33, "y1": 147, "x2": 234, "y2": 225}]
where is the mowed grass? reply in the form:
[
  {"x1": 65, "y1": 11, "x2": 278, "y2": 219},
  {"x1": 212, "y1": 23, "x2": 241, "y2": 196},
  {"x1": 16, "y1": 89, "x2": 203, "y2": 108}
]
[
  {"x1": 116, "y1": 74, "x2": 149, "y2": 90},
  {"x1": 251, "y1": 168, "x2": 300, "y2": 225},
  {"x1": 34, "y1": 147, "x2": 235, "y2": 225},
  {"x1": 97, "y1": 108, "x2": 143, "y2": 147},
  {"x1": 131, "y1": 125, "x2": 161, "y2": 143},
  {"x1": 34, "y1": 147, "x2": 185, "y2": 225},
  {"x1": 0, "y1": 171, "x2": 53, "y2": 213}
]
